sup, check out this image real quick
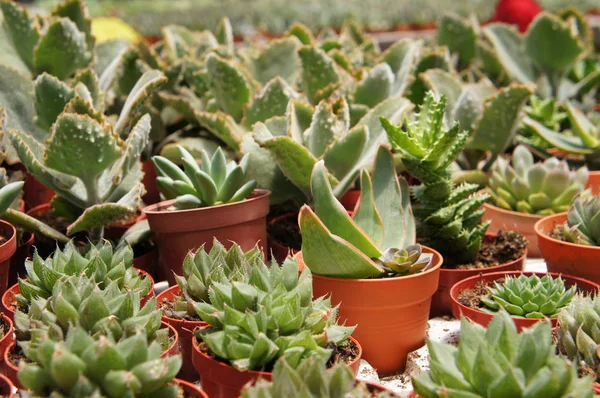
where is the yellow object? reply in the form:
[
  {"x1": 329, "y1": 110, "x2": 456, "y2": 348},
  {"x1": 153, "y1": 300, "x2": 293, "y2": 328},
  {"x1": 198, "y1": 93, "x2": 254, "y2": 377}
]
[{"x1": 91, "y1": 17, "x2": 142, "y2": 44}]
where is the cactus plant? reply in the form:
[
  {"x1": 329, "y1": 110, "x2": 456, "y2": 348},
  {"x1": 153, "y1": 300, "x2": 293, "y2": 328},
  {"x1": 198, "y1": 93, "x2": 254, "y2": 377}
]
[
  {"x1": 413, "y1": 311, "x2": 594, "y2": 398},
  {"x1": 559, "y1": 190, "x2": 600, "y2": 247},
  {"x1": 382, "y1": 92, "x2": 490, "y2": 265},
  {"x1": 152, "y1": 145, "x2": 257, "y2": 209},
  {"x1": 488, "y1": 145, "x2": 589, "y2": 215},
  {"x1": 299, "y1": 146, "x2": 432, "y2": 279},
  {"x1": 17, "y1": 327, "x2": 182, "y2": 397},
  {"x1": 193, "y1": 256, "x2": 355, "y2": 371},
  {"x1": 480, "y1": 274, "x2": 577, "y2": 318}
]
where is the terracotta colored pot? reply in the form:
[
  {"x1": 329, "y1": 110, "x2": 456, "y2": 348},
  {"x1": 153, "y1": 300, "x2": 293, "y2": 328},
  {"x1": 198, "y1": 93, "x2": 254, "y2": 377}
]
[
  {"x1": 1, "y1": 284, "x2": 18, "y2": 321},
  {"x1": 161, "y1": 321, "x2": 180, "y2": 358},
  {"x1": 22, "y1": 174, "x2": 54, "y2": 210},
  {"x1": 297, "y1": 246, "x2": 442, "y2": 376},
  {"x1": 175, "y1": 378, "x2": 209, "y2": 397},
  {"x1": 594, "y1": 382, "x2": 600, "y2": 394},
  {"x1": 191, "y1": 335, "x2": 362, "y2": 398},
  {"x1": 0, "y1": 221, "x2": 17, "y2": 298},
  {"x1": 3, "y1": 341, "x2": 23, "y2": 389},
  {"x1": 450, "y1": 271, "x2": 600, "y2": 332},
  {"x1": 142, "y1": 160, "x2": 161, "y2": 205},
  {"x1": 430, "y1": 234, "x2": 527, "y2": 317},
  {"x1": 587, "y1": 171, "x2": 600, "y2": 195},
  {"x1": 8, "y1": 232, "x2": 34, "y2": 287},
  {"x1": 536, "y1": 213, "x2": 600, "y2": 284},
  {"x1": 267, "y1": 213, "x2": 299, "y2": 265},
  {"x1": 0, "y1": 315, "x2": 14, "y2": 367},
  {"x1": 132, "y1": 245, "x2": 158, "y2": 280},
  {"x1": 0, "y1": 374, "x2": 14, "y2": 397},
  {"x1": 482, "y1": 203, "x2": 542, "y2": 257},
  {"x1": 339, "y1": 189, "x2": 360, "y2": 211},
  {"x1": 157, "y1": 285, "x2": 206, "y2": 381},
  {"x1": 144, "y1": 190, "x2": 270, "y2": 284}
]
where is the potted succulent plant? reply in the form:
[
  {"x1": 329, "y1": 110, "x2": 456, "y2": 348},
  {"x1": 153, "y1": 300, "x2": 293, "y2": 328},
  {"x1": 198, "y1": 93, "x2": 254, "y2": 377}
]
[
  {"x1": 144, "y1": 145, "x2": 269, "y2": 283},
  {"x1": 191, "y1": 256, "x2": 359, "y2": 398},
  {"x1": 382, "y1": 92, "x2": 528, "y2": 316},
  {"x1": 297, "y1": 146, "x2": 442, "y2": 375},
  {"x1": 484, "y1": 145, "x2": 588, "y2": 257},
  {"x1": 536, "y1": 190, "x2": 600, "y2": 284},
  {"x1": 156, "y1": 241, "x2": 261, "y2": 381},
  {"x1": 0, "y1": 312, "x2": 14, "y2": 368},
  {"x1": 412, "y1": 311, "x2": 595, "y2": 397},
  {"x1": 450, "y1": 271, "x2": 599, "y2": 331},
  {"x1": 241, "y1": 356, "x2": 397, "y2": 397}
]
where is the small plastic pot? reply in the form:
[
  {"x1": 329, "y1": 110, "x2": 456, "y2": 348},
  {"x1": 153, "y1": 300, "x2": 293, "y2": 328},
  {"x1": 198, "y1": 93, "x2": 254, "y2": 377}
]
[
  {"x1": 3, "y1": 341, "x2": 23, "y2": 389},
  {"x1": 175, "y1": 378, "x2": 209, "y2": 397},
  {"x1": 22, "y1": 174, "x2": 54, "y2": 210},
  {"x1": 0, "y1": 314, "x2": 14, "y2": 369},
  {"x1": 0, "y1": 221, "x2": 17, "y2": 298},
  {"x1": 339, "y1": 189, "x2": 360, "y2": 211},
  {"x1": 132, "y1": 245, "x2": 158, "y2": 280},
  {"x1": 587, "y1": 171, "x2": 600, "y2": 195},
  {"x1": 161, "y1": 321, "x2": 180, "y2": 358},
  {"x1": 1, "y1": 284, "x2": 18, "y2": 321},
  {"x1": 450, "y1": 271, "x2": 600, "y2": 332},
  {"x1": 142, "y1": 160, "x2": 161, "y2": 205},
  {"x1": 482, "y1": 203, "x2": 542, "y2": 257},
  {"x1": 0, "y1": 374, "x2": 14, "y2": 397},
  {"x1": 8, "y1": 232, "x2": 34, "y2": 288},
  {"x1": 267, "y1": 213, "x2": 299, "y2": 265}
]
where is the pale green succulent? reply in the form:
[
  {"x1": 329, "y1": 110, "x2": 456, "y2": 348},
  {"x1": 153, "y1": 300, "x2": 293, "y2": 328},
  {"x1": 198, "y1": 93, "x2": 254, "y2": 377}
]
[
  {"x1": 299, "y1": 146, "x2": 432, "y2": 279},
  {"x1": 488, "y1": 145, "x2": 588, "y2": 215},
  {"x1": 153, "y1": 145, "x2": 257, "y2": 209},
  {"x1": 413, "y1": 311, "x2": 594, "y2": 398},
  {"x1": 18, "y1": 327, "x2": 182, "y2": 397},
  {"x1": 193, "y1": 257, "x2": 355, "y2": 371},
  {"x1": 481, "y1": 274, "x2": 577, "y2": 318},
  {"x1": 559, "y1": 191, "x2": 600, "y2": 246}
]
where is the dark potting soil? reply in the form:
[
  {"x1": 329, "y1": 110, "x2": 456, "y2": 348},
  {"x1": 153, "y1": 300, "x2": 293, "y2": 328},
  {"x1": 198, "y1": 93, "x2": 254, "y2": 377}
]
[
  {"x1": 160, "y1": 295, "x2": 202, "y2": 322},
  {"x1": 452, "y1": 231, "x2": 527, "y2": 270},
  {"x1": 268, "y1": 213, "x2": 302, "y2": 251},
  {"x1": 9, "y1": 343, "x2": 31, "y2": 368},
  {"x1": 456, "y1": 279, "x2": 491, "y2": 309},
  {"x1": 133, "y1": 238, "x2": 155, "y2": 258}
]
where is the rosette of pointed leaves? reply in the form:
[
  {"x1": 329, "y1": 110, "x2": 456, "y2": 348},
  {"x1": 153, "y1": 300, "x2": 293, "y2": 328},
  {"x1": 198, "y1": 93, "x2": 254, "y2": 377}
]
[
  {"x1": 242, "y1": 356, "x2": 394, "y2": 398},
  {"x1": 18, "y1": 327, "x2": 182, "y2": 397},
  {"x1": 193, "y1": 257, "x2": 355, "y2": 371},
  {"x1": 299, "y1": 146, "x2": 432, "y2": 279},
  {"x1": 170, "y1": 240, "x2": 262, "y2": 318},
  {"x1": 488, "y1": 145, "x2": 588, "y2": 215},
  {"x1": 16, "y1": 240, "x2": 151, "y2": 308},
  {"x1": 481, "y1": 274, "x2": 577, "y2": 318},
  {"x1": 382, "y1": 92, "x2": 490, "y2": 264},
  {"x1": 413, "y1": 311, "x2": 594, "y2": 398},
  {"x1": 152, "y1": 145, "x2": 257, "y2": 209},
  {"x1": 559, "y1": 191, "x2": 600, "y2": 247}
]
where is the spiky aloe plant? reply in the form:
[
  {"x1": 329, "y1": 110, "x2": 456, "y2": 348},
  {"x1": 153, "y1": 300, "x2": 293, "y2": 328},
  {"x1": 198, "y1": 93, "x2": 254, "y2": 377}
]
[
  {"x1": 481, "y1": 274, "x2": 577, "y2": 318},
  {"x1": 488, "y1": 145, "x2": 588, "y2": 215},
  {"x1": 167, "y1": 240, "x2": 262, "y2": 319},
  {"x1": 559, "y1": 191, "x2": 600, "y2": 246},
  {"x1": 193, "y1": 257, "x2": 355, "y2": 371},
  {"x1": 152, "y1": 145, "x2": 257, "y2": 209},
  {"x1": 242, "y1": 356, "x2": 395, "y2": 398},
  {"x1": 413, "y1": 311, "x2": 594, "y2": 398},
  {"x1": 16, "y1": 240, "x2": 152, "y2": 309},
  {"x1": 382, "y1": 92, "x2": 490, "y2": 265},
  {"x1": 18, "y1": 327, "x2": 182, "y2": 397},
  {"x1": 299, "y1": 146, "x2": 432, "y2": 279}
]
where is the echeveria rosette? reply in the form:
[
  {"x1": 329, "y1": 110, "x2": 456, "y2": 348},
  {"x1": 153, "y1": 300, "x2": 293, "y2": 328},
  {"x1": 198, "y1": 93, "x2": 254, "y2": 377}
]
[
  {"x1": 193, "y1": 257, "x2": 355, "y2": 371},
  {"x1": 560, "y1": 191, "x2": 600, "y2": 246},
  {"x1": 413, "y1": 311, "x2": 594, "y2": 398},
  {"x1": 299, "y1": 146, "x2": 432, "y2": 279},
  {"x1": 481, "y1": 274, "x2": 577, "y2": 318},
  {"x1": 488, "y1": 145, "x2": 588, "y2": 215}
]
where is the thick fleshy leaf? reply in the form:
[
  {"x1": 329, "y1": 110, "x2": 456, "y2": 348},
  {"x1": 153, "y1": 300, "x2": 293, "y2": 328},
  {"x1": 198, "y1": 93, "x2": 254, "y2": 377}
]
[
  {"x1": 322, "y1": 125, "x2": 367, "y2": 181},
  {"x1": 206, "y1": 53, "x2": 253, "y2": 121},
  {"x1": 195, "y1": 110, "x2": 244, "y2": 152},
  {"x1": 51, "y1": 0, "x2": 94, "y2": 49},
  {"x1": 523, "y1": 117, "x2": 594, "y2": 155},
  {"x1": 0, "y1": 0, "x2": 39, "y2": 70},
  {"x1": 305, "y1": 102, "x2": 338, "y2": 158},
  {"x1": 246, "y1": 36, "x2": 301, "y2": 86},
  {"x1": 352, "y1": 171, "x2": 383, "y2": 246},
  {"x1": 381, "y1": 39, "x2": 421, "y2": 96},
  {"x1": 566, "y1": 102, "x2": 599, "y2": 149},
  {"x1": 242, "y1": 77, "x2": 298, "y2": 129},
  {"x1": 437, "y1": 13, "x2": 477, "y2": 69},
  {"x1": 421, "y1": 69, "x2": 463, "y2": 123},
  {"x1": 353, "y1": 63, "x2": 393, "y2": 108},
  {"x1": 34, "y1": 73, "x2": 75, "y2": 131},
  {"x1": 483, "y1": 23, "x2": 536, "y2": 84},
  {"x1": 298, "y1": 46, "x2": 340, "y2": 104}
]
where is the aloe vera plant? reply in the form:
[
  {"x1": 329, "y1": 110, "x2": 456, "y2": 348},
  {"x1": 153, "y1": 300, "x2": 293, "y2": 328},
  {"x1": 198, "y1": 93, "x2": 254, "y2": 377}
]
[
  {"x1": 193, "y1": 257, "x2": 355, "y2": 371},
  {"x1": 152, "y1": 145, "x2": 257, "y2": 209},
  {"x1": 382, "y1": 92, "x2": 490, "y2": 265},
  {"x1": 18, "y1": 327, "x2": 182, "y2": 397},
  {"x1": 559, "y1": 190, "x2": 600, "y2": 247},
  {"x1": 481, "y1": 274, "x2": 577, "y2": 318},
  {"x1": 413, "y1": 311, "x2": 594, "y2": 397},
  {"x1": 488, "y1": 145, "x2": 588, "y2": 215}
]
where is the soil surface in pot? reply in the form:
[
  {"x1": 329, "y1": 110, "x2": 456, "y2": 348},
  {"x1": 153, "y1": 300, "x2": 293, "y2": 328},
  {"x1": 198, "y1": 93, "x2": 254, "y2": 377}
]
[
  {"x1": 133, "y1": 239, "x2": 155, "y2": 258},
  {"x1": 9, "y1": 343, "x2": 31, "y2": 368},
  {"x1": 449, "y1": 231, "x2": 527, "y2": 270},
  {"x1": 268, "y1": 213, "x2": 301, "y2": 251},
  {"x1": 160, "y1": 294, "x2": 201, "y2": 322}
]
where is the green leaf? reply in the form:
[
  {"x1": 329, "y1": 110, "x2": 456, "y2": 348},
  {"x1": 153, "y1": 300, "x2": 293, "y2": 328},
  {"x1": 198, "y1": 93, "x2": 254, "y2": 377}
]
[
  {"x1": 484, "y1": 24, "x2": 536, "y2": 85},
  {"x1": 242, "y1": 77, "x2": 297, "y2": 129},
  {"x1": 322, "y1": 125, "x2": 367, "y2": 181},
  {"x1": 195, "y1": 110, "x2": 244, "y2": 152},
  {"x1": 299, "y1": 205, "x2": 383, "y2": 279},
  {"x1": 437, "y1": 13, "x2": 477, "y2": 69},
  {"x1": 246, "y1": 36, "x2": 301, "y2": 86},
  {"x1": 305, "y1": 101, "x2": 339, "y2": 158},
  {"x1": 206, "y1": 53, "x2": 253, "y2": 121},
  {"x1": 523, "y1": 117, "x2": 593, "y2": 155},
  {"x1": 566, "y1": 102, "x2": 599, "y2": 149},
  {"x1": 0, "y1": 0, "x2": 39, "y2": 70},
  {"x1": 352, "y1": 171, "x2": 383, "y2": 246},
  {"x1": 34, "y1": 73, "x2": 75, "y2": 131},
  {"x1": 353, "y1": 63, "x2": 393, "y2": 108},
  {"x1": 215, "y1": 17, "x2": 233, "y2": 54},
  {"x1": 380, "y1": 39, "x2": 420, "y2": 97},
  {"x1": 51, "y1": 0, "x2": 94, "y2": 49},
  {"x1": 421, "y1": 69, "x2": 462, "y2": 120},
  {"x1": 298, "y1": 46, "x2": 340, "y2": 104}
]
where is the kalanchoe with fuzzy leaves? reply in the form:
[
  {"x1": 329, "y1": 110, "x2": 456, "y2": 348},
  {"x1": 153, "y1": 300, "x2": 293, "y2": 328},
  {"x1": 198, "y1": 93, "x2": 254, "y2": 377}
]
[
  {"x1": 413, "y1": 311, "x2": 594, "y2": 398},
  {"x1": 242, "y1": 356, "x2": 396, "y2": 398},
  {"x1": 18, "y1": 327, "x2": 182, "y2": 398},
  {"x1": 194, "y1": 257, "x2": 355, "y2": 371},
  {"x1": 382, "y1": 92, "x2": 490, "y2": 265},
  {"x1": 481, "y1": 274, "x2": 577, "y2": 318},
  {"x1": 488, "y1": 145, "x2": 588, "y2": 215},
  {"x1": 153, "y1": 145, "x2": 257, "y2": 209},
  {"x1": 168, "y1": 240, "x2": 262, "y2": 318},
  {"x1": 16, "y1": 240, "x2": 151, "y2": 309},
  {"x1": 559, "y1": 190, "x2": 600, "y2": 246}
]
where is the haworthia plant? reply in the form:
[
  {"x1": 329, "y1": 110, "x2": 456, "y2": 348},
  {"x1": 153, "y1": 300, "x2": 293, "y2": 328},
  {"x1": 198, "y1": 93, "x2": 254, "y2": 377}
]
[
  {"x1": 559, "y1": 190, "x2": 600, "y2": 247},
  {"x1": 299, "y1": 146, "x2": 432, "y2": 279}
]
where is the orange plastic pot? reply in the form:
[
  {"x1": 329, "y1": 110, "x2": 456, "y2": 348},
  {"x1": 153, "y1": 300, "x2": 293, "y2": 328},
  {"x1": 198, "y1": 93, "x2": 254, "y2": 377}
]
[
  {"x1": 450, "y1": 271, "x2": 600, "y2": 332},
  {"x1": 594, "y1": 382, "x2": 600, "y2": 394},
  {"x1": 536, "y1": 213, "x2": 600, "y2": 284},
  {"x1": 339, "y1": 189, "x2": 360, "y2": 211},
  {"x1": 144, "y1": 190, "x2": 270, "y2": 284},
  {"x1": 297, "y1": 246, "x2": 442, "y2": 376},
  {"x1": 142, "y1": 160, "x2": 161, "y2": 205},
  {"x1": 1, "y1": 284, "x2": 18, "y2": 321},
  {"x1": 267, "y1": 213, "x2": 299, "y2": 264},
  {"x1": 482, "y1": 203, "x2": 542, "y2": 257},
  {"x1": 157, "y1": 285, "x2": 206, "y2": 381},
  {"x1": 8, "y1": 232, "x2": 33, "y2": 288},
  {"x1": 175, "y1": 378, "x2": 209, "y2": 397},
  {"x1": 430, "y1": 234, "x2": 526, "y2": 316},
  {"x1": 587, "y1": 171, "x2": 600, "y2": 195},
  {"x1": 0, "y1": 314, "x2": 14, "y2": 367},
  {"x1": 161, "y1": 321, "x2": 180, "y2": 358},
  {"x1": 192, "y1": 335, "x2": 362, "y2": 398},
  {"x1": 3, "y1": 341, "x2": 23, "y2": 389},
  {"x1": 0, "y1": 221, "x2": 17, "y2": 298},
  {"x1": 22, "y1": 174, "x2": 54, "y2": 210},
  {"x1": 0, "y1": 374, "x2": 14, "y2": 397}
]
